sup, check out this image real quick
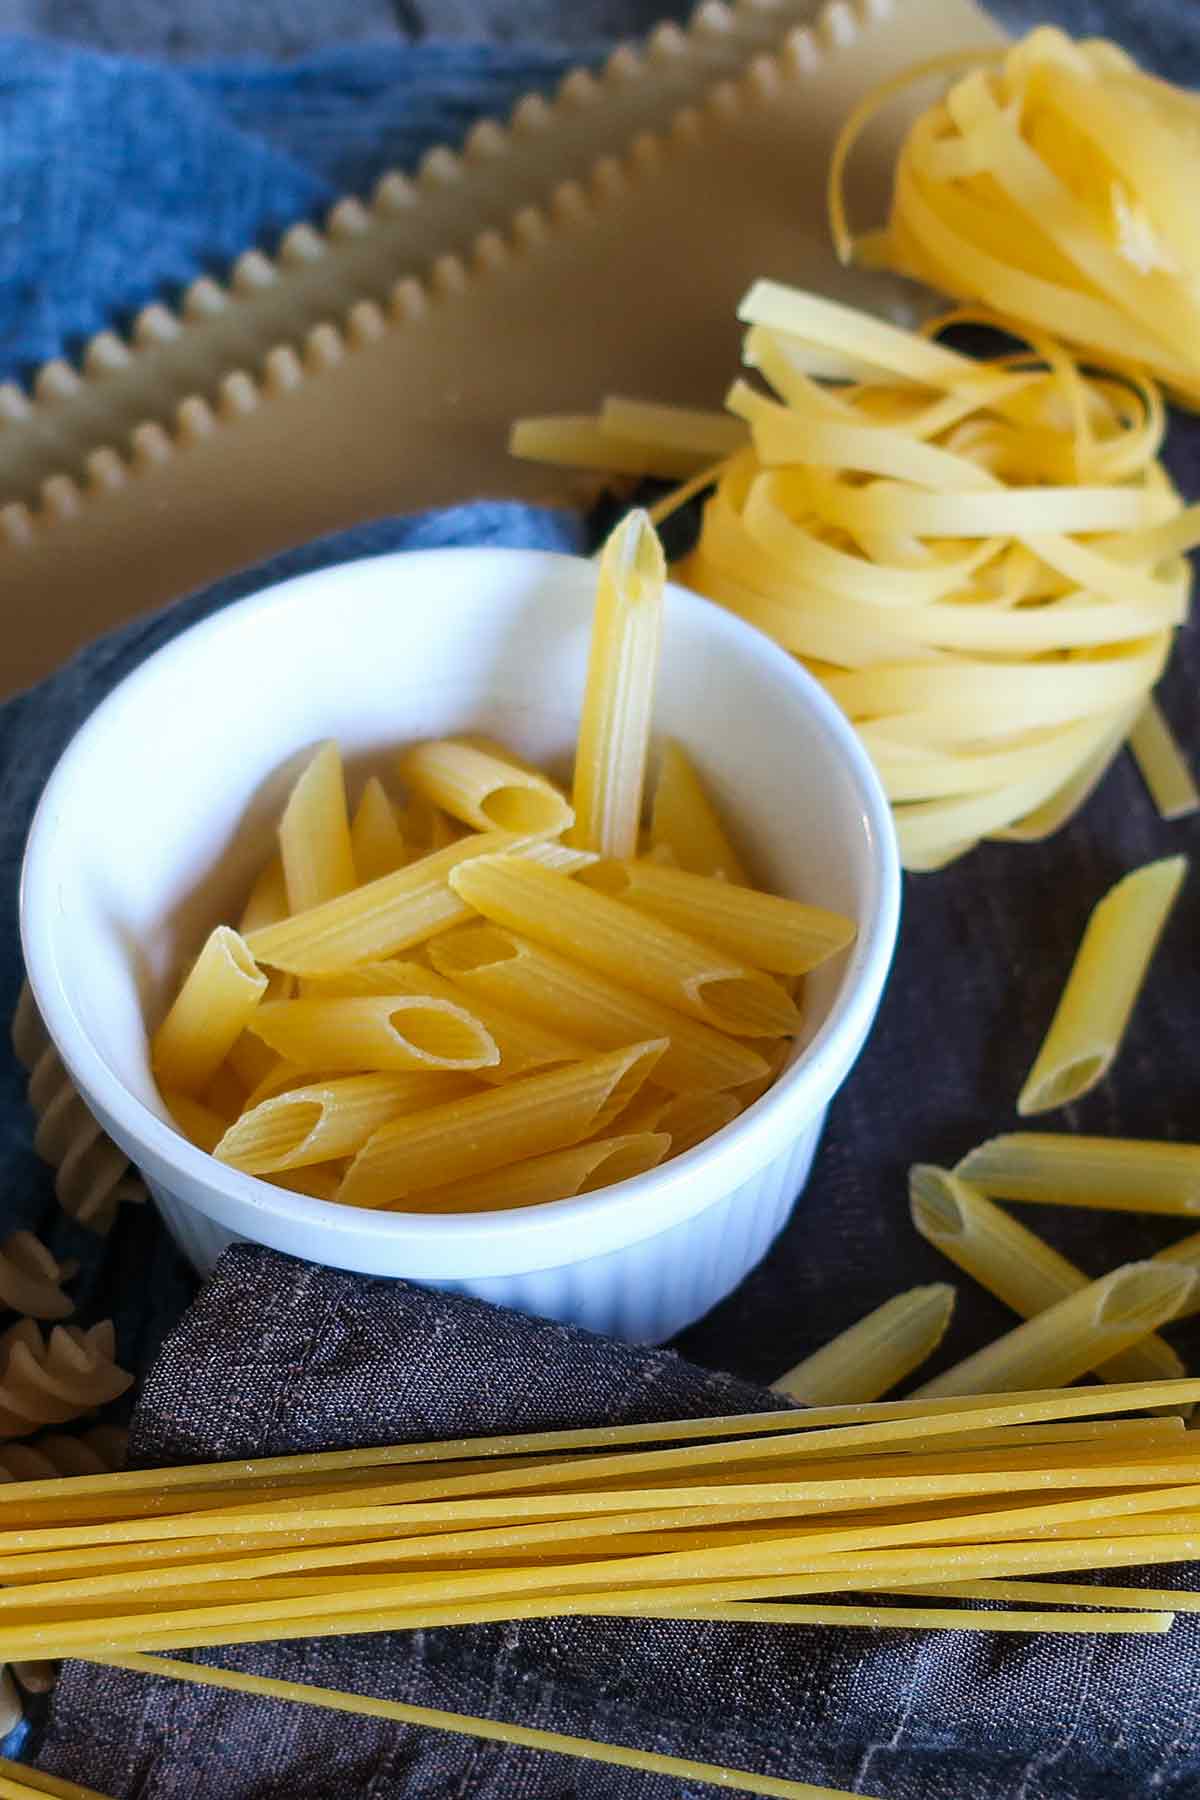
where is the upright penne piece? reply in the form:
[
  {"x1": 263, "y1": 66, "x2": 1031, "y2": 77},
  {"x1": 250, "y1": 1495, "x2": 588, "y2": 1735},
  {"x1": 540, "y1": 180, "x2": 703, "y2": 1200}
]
[
  {"x1": 1017, "y1": 856, "x2": 1187, "y2": 1114},
  {"x1": 301, "y1": 959, "x2": 583, "y2": 1082},
  {"x1": 910, "y1": 1166, "x2": 1184, "y2": 1385},
  {"x1": 912, "y1": 1263, "x2": 1196, "y2": 1399},
  {"x1": 1155, "y1": 1230, "x2": 1200, "y2": 1322},
  {"x1": 244, "y1": 831, "x2": 524, "y2": 976},
  {"x1": 214, "y1": 1072, "x2": 479, "y2": 1174},
  {"x1": 617, "y1": 1088, "x2": 743, "y2": 1156},
  {"x1": 957, "y1": 1134, "x2": 1200, "y2": 1216},
  {"x1": 772, "y1": 1286, "x2": 956, "y2": 1406},
  {"x1": 650, "y1": 740, "x2": 751, "y2": 884},
  {"x1": 429, "y1": 926, "x2": 769, "y2": 1093},
  {"x1": 248, "y1": 996, "x2": 498, "y2": 1074},
  {"x1": 581, "y1": 860, "x2": 856, "y2": 975},
  {"x1": 1128, "y1": 698, "x2": 1200, "y2": 822},
  {"x1": 278, "y1": 742, "x2": 356, "y2": 914},
  {"x1": 447, "y1": 858, "x2": 801, "y2": 1038},
  {"x1": 162, "y1": 1092, "x2": 228, "y2": 1155},
  {"x1": 150, "y1": 927, "x2": 267, "y2": 1096},
  {"x1": 398, "y1": 741, "x2": 573, "y2": 839},
  {"x1": 409, "y1": 1133, "x2": 671, "y2": 1215},
  {"x1": 571, "y1": 510, "x2": 665, "y2": 858},
  {"x1": 350, "y1": 778, "x2": 407, "y2": 884},
  {"x1": 238, "y1": 855, "x2": 289, "y2": 935},
  {"x1": 338, "y1": 1041, "x2": 666, "y2": 1208}
]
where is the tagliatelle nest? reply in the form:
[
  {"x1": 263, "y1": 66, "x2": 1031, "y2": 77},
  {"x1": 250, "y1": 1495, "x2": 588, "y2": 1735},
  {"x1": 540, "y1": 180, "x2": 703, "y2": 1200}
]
[{"x1": 832, "y1": 26, "x2": 1200, "y2": 409}]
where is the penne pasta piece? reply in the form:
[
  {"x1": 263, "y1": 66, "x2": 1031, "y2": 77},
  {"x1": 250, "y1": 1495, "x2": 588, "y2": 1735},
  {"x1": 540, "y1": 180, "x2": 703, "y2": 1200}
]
[
  {"x1": 400, "y1": 790, "x2": 461, "y2": 852},
  {"x1": 911, "y1": 1263, "x2": 1196, "y2": 1399},
  {"x1": 224, "y1": 1029, "x2": 279, "y2": 1095},
  {"x1": 349, "y1": 777, "x2": 408, "y2": 884},
  {"x1": 338, "y1": 1041, "x2": 666, "y2": 1209},
  {"x1": 571, "y1": 509, "x2": 665, "y2": 859},
  {"x1": 600, "y1": 396, "x2": 748, "y2": 460},
  {"x1": 278, "y1": 742, "x2": 356, "y2": 914},
  {"x1": 581, "y1": 860, "x2": 856, "y2": 976},
  {"x1": 428, "y1": 925, "x2": 770, "y2": 1094},
  {"x1": 1128, "y1": 699, "x2": 1200, "y2": 821},
  {"x1": 448, "y1": 736, "x2": 544, "y2": 778},
  {"x1": 397, "y1": 741, "x2": 573, "y2": 839},
  {"x1": 247, "y1": 996, "x2": 498, "y2": 1074},
  {"x1": 734, "y1": 1038, "x2": 792, "y2": 1109},
  {"x1": 244, "y1": 831, "x2": 526, "y2": 975},
  {"x1": 508, "y1": 415, "x2": 709, "y2": 481},
  {"x1": 300, "y1": 960, "x2": 582, "y2": 1082},
  {"x1": 406, "y1": 1133, "x2": 671, "y2": 1215},
  {"x1": 1017, "y1": 856, "x2": 1187, "y2": 1114},
  {"x1": 447, "y1": 858, "x2": 802, "y2": 1038},
  {"x1": 214, "y1": 1073, "x2": 479, "y2": 1174},
  {"x1": 1155, "y1": 1230, "x2": 1200, "y2": 1321},
  {"x1": 772, "y1": 1285, "x2": 956, "y2": 1406},
  {"x1": 269, "y1": 1165, "x2": 345, "y2": 1203},
  {"x1": 202, "y1": 1060, "x2": 249, "y2": 1124},
  {"x1": 956, "y1": 1133, "x2": 1200, "y2": 1216},
  {"x1": 150, "y1": 927, "x2": 267, "y2": 1096},
  {"x1": 617, "y1": 1088, "x2": 743, "y2": 1157},
  {"x1": 241, "y1": 1060, "x2": 323, "y2": 1112},
  {"x1": 520, "y1": 842, "x2": 599, "y2": 876},
  {"x1": 910, "y1": 1166, "x2": 1184, "y2": 1385},
  {"x1": 162, "y1": 1091, "x2": 227, "y2": 1156},
  {"x1": 649, "y1": 740, "x2": 751, "y2": 884},
  {"x1": 238, "y1": 855, "x2": 288, "y2": 935}
]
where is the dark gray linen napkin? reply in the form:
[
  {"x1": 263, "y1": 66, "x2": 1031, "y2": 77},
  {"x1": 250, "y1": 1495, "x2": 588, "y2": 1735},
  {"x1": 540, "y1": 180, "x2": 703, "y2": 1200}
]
[{"x1": 34, "y1": 1245, "x2": 1200, "y2": 1800}]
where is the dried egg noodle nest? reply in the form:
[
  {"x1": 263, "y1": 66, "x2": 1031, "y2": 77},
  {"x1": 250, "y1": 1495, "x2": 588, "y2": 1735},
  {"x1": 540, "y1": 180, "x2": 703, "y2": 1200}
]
[
  {"x1": 831, "y1": 27, "x2": 1200, "y2": 409},
  {"x1": 672, "y1": 283, "x2": 1199, "y2": 869}
]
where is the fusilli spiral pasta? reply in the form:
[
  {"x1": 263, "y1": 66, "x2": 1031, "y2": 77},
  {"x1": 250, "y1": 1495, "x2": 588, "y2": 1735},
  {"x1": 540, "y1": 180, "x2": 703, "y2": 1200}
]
[
  {"x1": 0, "y1": 1320, "x2": 132, "y2": 1440},
  {"x1": 0, "y1": 1232, "x2": 75, "y2": 1322}
]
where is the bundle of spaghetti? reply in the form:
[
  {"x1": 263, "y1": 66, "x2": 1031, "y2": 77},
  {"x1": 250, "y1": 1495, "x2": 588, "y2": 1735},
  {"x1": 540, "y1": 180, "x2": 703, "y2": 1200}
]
[
  {"x1": 513, "y1": 289, "x2": 1200, "y2": 864},
  {"x1": 832, "y1": 27, "x2": 1200, "y2": 411},
  {"x1": 0, "y1": 1322, "x2": 131, "y2": 1442},
  {"x1": 0, "y1": 1381, "x2": 1192, "y2": 1673}
]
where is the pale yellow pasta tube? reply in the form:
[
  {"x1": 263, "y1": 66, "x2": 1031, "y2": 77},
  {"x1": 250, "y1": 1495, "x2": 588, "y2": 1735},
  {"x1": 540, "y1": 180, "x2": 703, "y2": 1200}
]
[
  {"x1": 213, "y1": 1072, "x2": 478, "y2": 1174},
  {"x1": 571, "y1": 509, "x2": 665, "y2": 859},
  {"x1": 1129, "y1": 700, "x2": 1200, "y2": 821},
  {"x1": 600, "y1": 397, "x2": 748, "y2": 460},
  {"x1": 617, "y1": 1089, "x2": 743, "y2": 1157},
  {"x1": 338, "y1": 1041, "x2": 666, "y2": 1208},
  {"x1": 271, "y1": 1165, "x2": 344, "y2": 1202},
  {"x1": 244, "y1": 831, "x2": 524, "y2": 976},
  {"x1": 910, "y1": 1166, "x2": 1183, "y2": 1385},
  {"x1": 150, "y1": 927, "x2": 267, "y2": 1095},
  {"x1": 278, "y1": 741, "x2": 356, "y2": 914},
  {"x1": 349, "y1": 778, "x2": 407, "y2": 884},
  {"x1": 398, "y1": 740, "x2": 573, "y2": 839},
  {"x1": 162, "y1": 1092, "x2": 228, "y2": 1155},
  {"x1": 649, "y1": 740, "x2": 750, "y2": 884},
  {"x1": 772, "y1": 1285, "x2": 956, "y2": 1406},
  {"x1": 224, "y1": 1028, "x2": 278, "y2": 1094},
  {"x1": 447, "y1": 859, "x2": 801, "y2": 1039},
  {"x1": 1017, "y1": 856, "x2": 1187, "y2": 1113},
  {"x1": 428, "y1": 926, "x2": 769, "y2": 1094},
  {"x1": 238, "y1": 855, "x2": 288, "y2": 934},
  {"x1": 956, "y1": 1133, "x2": 1200, "y2": 1217},
  {"x1": 302, "y1": 960, "x2": 582, "y2": 1082},
  {"x1": 508, "y1": 416, "x2": 708, "y2": 481},
  {"x1": 1153, "y1": 1232, "x2": 1200, "y2": 1322},
  {"x1": 582, "y1": 861, "x2": 855, "y2": 977},
  {"x1": 405, "y1": 1133, "x2": 671, "y2": 1215},
  {"x1": 248, "y1": 996, "x2": 498, "y2": 1074},
  {"x1": 911, "y1": 1263, "x2": 1196, "y2": 1399}
]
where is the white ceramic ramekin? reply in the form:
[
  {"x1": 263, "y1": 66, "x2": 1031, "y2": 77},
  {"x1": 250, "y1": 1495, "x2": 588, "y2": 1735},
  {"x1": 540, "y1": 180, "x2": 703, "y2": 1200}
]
[{"x1": 21, "y1": 548, "x2": 899, "y2": 1343}]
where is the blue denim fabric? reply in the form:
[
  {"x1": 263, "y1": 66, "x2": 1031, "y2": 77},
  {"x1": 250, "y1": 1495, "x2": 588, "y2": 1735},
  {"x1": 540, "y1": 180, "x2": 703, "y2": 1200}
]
[{"x1": 1, "y1": 23, "x2": 1199, "y2": 1798}]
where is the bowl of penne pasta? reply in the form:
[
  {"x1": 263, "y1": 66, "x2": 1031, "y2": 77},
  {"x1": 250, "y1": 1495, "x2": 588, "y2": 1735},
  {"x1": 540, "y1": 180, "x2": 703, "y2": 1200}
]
[{"x1": 21, "y1": 526, "x2": 899, "y2": 1341}]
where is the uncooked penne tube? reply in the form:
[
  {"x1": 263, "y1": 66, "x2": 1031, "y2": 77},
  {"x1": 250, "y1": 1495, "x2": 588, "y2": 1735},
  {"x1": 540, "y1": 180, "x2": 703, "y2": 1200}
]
[
  {"x1": 649, "y1": 739, "x2": 750, "y2": 884},
  {"x1": 617, "y1": 1088, "x2": 743, "y2": 1157},
  {"x1": 912, "y1": 1263, "x2": 1196, "y2": 1400},
  {"x1": 248, "y1": 995, "x2": 497, "y2": 1074},
  {"x1": 150, "y1": 927, "x2": 267, "y2": 1096},
  {"x1": 772, "y1": 1285, "x2": 955, "y2": 1406},
  {"x1": 238, "y1": 855, "x2": 288, "y2": 934},
  {"x1": 956, "y1": 1134, "x2": 1200, "y2": 1216},
  {"x1": 406, "y1": 1133, "x2": 671, "y2": 1215},
  {"x1": 571, "y1": 509, "x2": 665, "y2": 859},
  {"x1": 349, "y1": 777, "x2": 407, "y2": 884},
  {"x1": 398, "y1": 740, "x2": 573, "y2": 839},
  {"x1": 428, "y1": 925, "x2": 769, "y2": 1093},
  {"x1": 278, "y1": 742, "x2": 356, "y2": 915},
  {"x1": 213, "y1": 1073, "x2": 480, "y2": 1174},
  {"x1": 447, "y1": 858, "x2": 801, "y2": 1038},
  {"x1": 161, "y1": 1092, "x2": 227, "y2": 1155},
  {"x1": 338, "y1": 1041, "x2": 666, "y2": 1208},
  {"x1": 301, "y1": 958, "x2": 582, "y2": 1081},
  {"x1": 1128, "y1": 699, "x2": 1200, "y2": 821},
  {"x1": 581, "y1": 860, "x2": 855, "y2": 976},
  {"x1": 910, "y1": 1166, "x2": 1184, "y2": 1385},
  {"x1": 244, "y1": 830, "x2": 525, "y2": 975},
  {"x1": 1155, "y1": 1231, "x2": 1200, "y2": 1321},
  {"x1": 1017, "y1": 856, "x2": 1187, "y2": 1114}
]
